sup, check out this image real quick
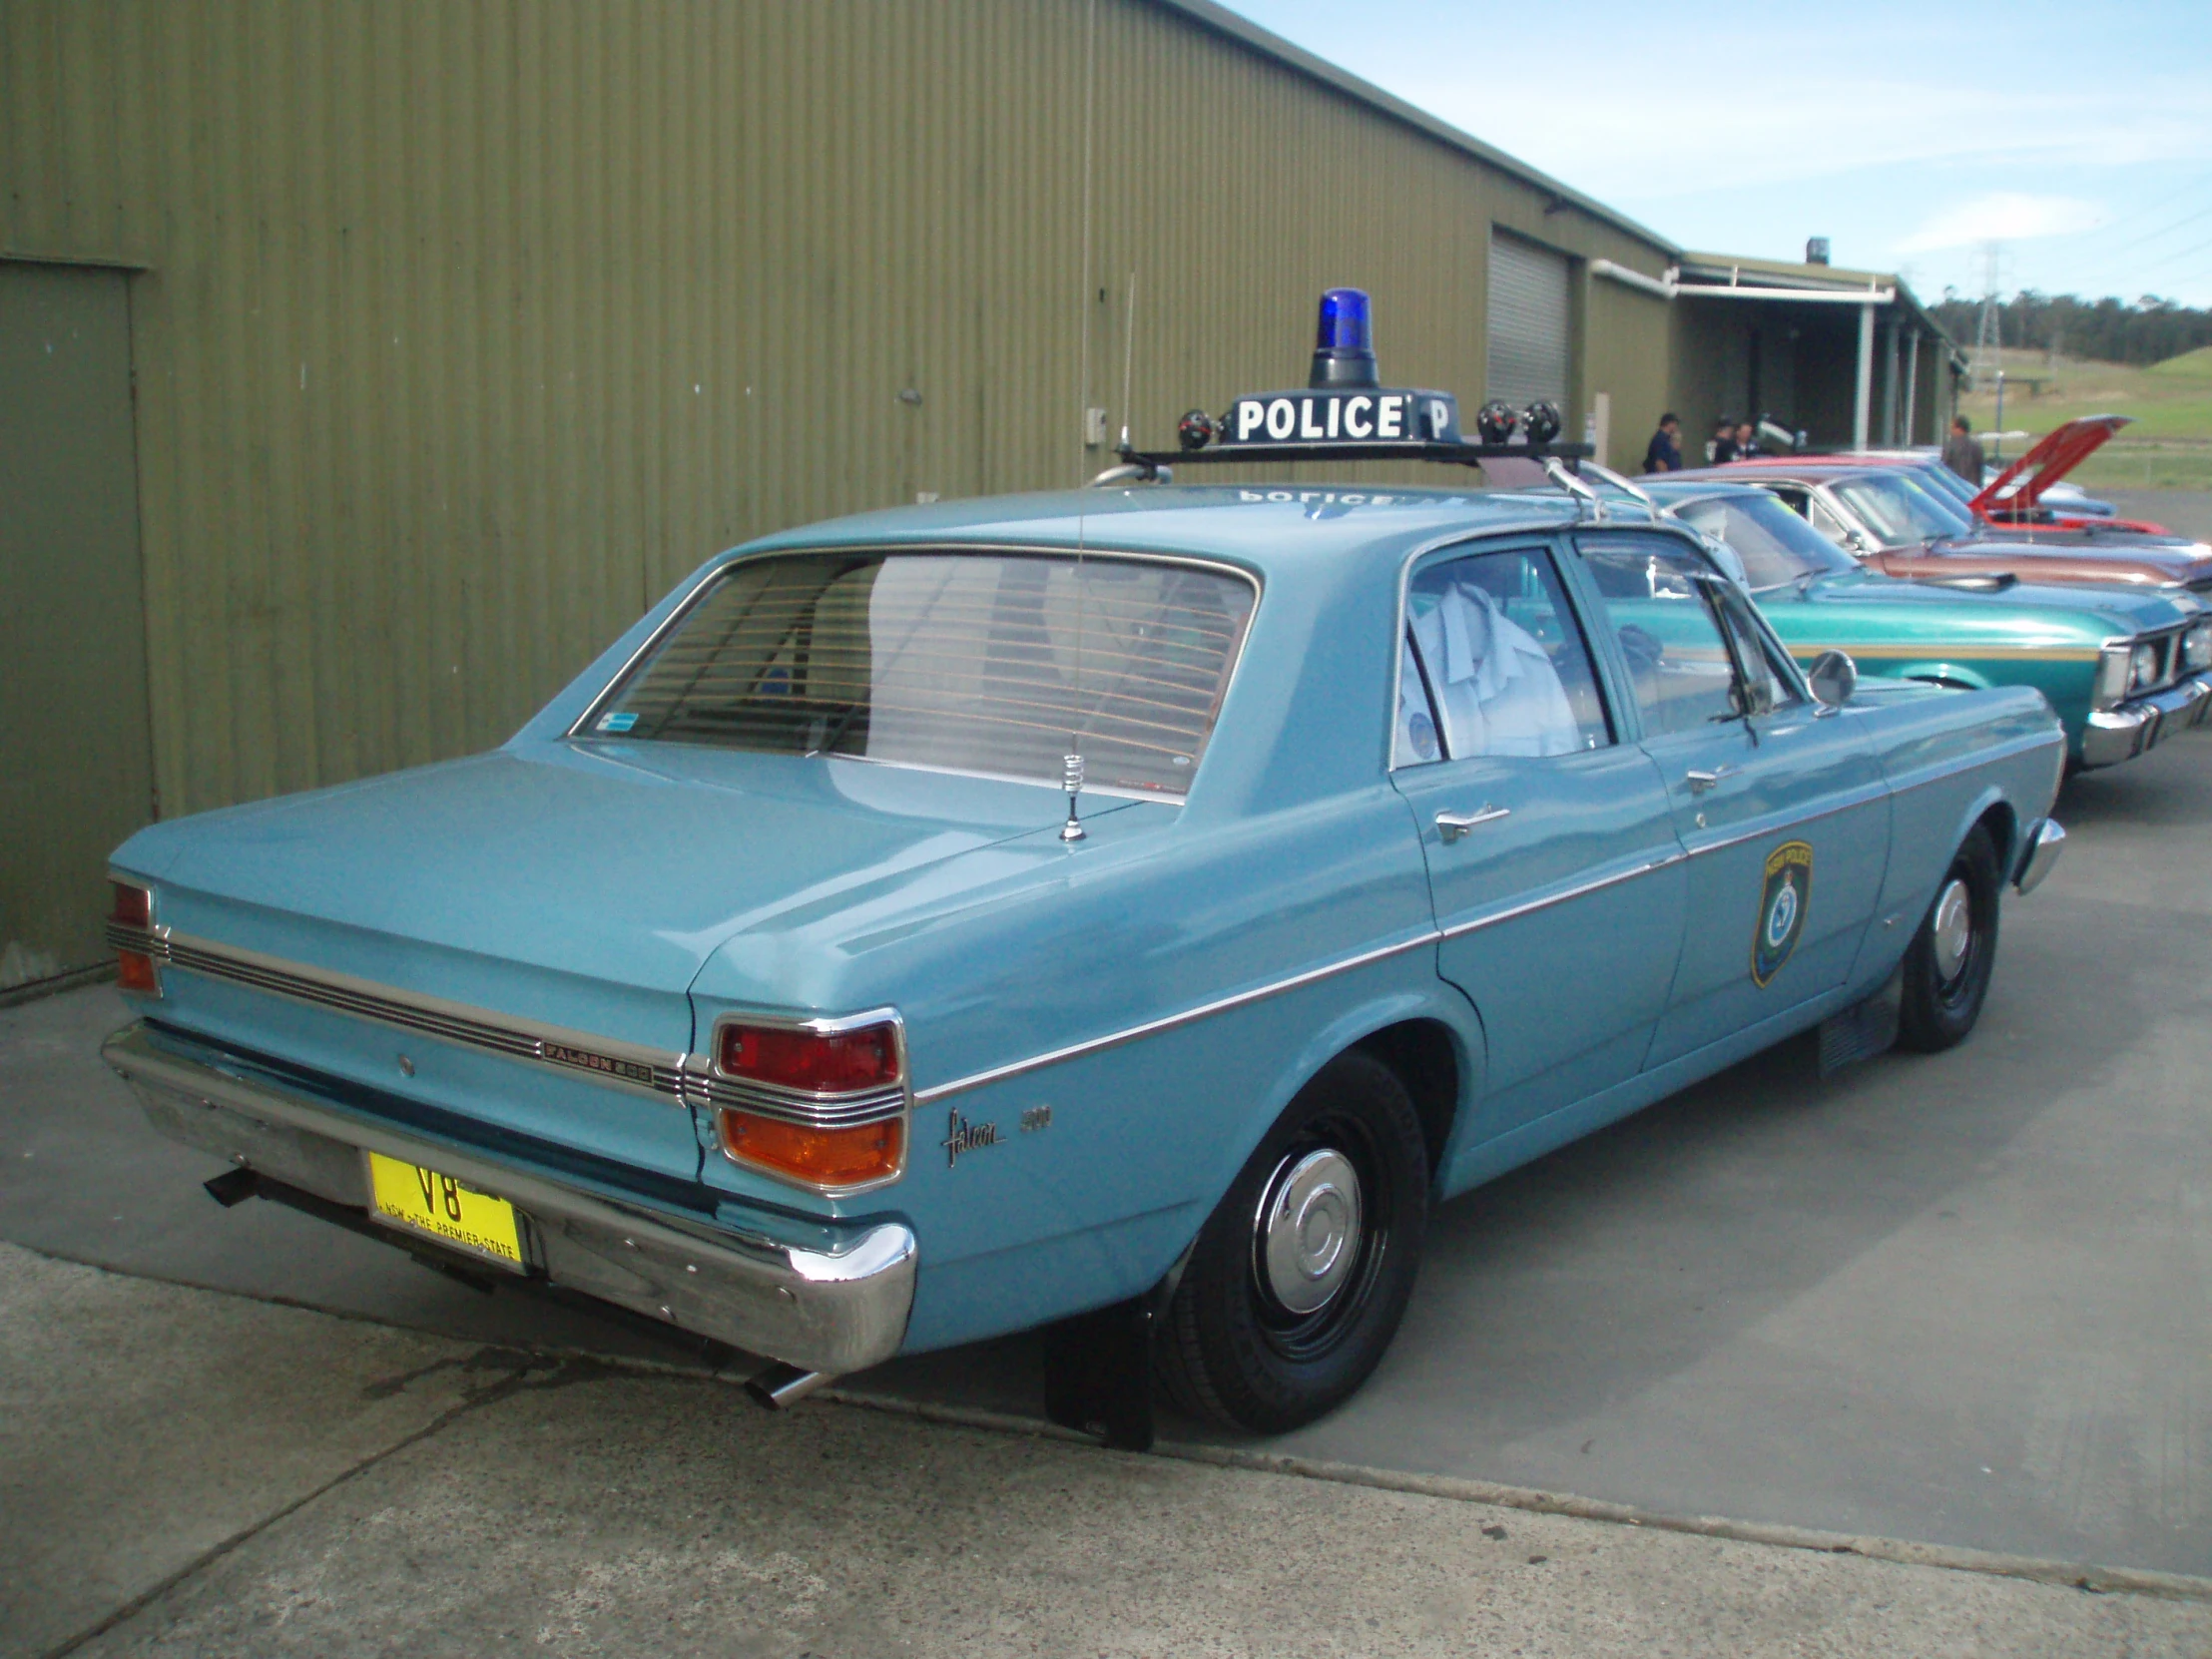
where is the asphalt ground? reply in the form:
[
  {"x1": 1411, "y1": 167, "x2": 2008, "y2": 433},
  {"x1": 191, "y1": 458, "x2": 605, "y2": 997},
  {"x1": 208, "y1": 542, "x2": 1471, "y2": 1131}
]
[{"x1": 7, "y1": 660, "x2": 2212, "y2": 1650}]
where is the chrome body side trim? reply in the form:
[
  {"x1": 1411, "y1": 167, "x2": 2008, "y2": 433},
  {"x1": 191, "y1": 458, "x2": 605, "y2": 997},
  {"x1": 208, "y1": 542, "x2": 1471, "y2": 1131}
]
[
  {"x1": 917, "y1": 732, "x2": 2066, "y2": 1105},
  {"x1": 910, "y1": 926, "x2": 1441, "y2": 1106},
  {"x1": 101, "y1": 1023, "x2": 916, "y2": 1376},
  {"x1": 119, "y1": 927, "x2": 691, "y2": 1106}
]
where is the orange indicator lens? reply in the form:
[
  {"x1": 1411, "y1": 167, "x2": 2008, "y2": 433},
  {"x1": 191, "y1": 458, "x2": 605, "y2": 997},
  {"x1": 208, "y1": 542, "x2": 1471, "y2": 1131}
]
[
  {"x1": 718, "y1": 1109, "x2": 904, "y2": 1190},
  {"x1": 116, "y1": 951, "x2": 161, "y2": 994}
]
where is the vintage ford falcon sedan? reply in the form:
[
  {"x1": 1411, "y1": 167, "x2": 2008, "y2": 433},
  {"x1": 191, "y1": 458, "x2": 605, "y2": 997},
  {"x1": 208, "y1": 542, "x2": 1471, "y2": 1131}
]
[
  {"x1": 101, "y1": 480, "x2": 2068, "y2": 1442},
  {"x1": 1641, "y1": 479, "x2": 2212, "y2": 769}
]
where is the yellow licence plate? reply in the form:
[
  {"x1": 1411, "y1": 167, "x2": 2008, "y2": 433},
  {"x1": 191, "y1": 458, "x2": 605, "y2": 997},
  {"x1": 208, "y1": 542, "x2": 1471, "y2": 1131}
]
[{"x1": 365, "y1": 1151, "x2": 526, "y2": 1272}]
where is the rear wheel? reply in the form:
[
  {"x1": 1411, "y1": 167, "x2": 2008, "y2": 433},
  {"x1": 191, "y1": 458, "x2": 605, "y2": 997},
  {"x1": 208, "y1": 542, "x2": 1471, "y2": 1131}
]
[
  {"x1": 1156, "y1": 1050, "x2": 1428, "y2": 1433},
  {"x1": 1898, "y1": 825, "x2": 2001, "y2": 1052}
]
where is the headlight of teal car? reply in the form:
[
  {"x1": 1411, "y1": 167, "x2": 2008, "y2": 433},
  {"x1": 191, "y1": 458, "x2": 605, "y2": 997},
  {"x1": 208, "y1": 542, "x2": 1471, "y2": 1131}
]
[
  {"x1": 2185, "y1": 620, "x2": 2212, "y2": 672},
  {"x1": 2132, "y1": 641, "x2": 2162, "y2": 692}
]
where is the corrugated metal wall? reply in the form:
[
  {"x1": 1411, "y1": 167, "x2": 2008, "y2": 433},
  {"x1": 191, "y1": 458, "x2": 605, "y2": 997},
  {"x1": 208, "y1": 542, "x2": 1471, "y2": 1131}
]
[{"x1": 0, "y1": 0, "x2": 1676, "y2": 821}]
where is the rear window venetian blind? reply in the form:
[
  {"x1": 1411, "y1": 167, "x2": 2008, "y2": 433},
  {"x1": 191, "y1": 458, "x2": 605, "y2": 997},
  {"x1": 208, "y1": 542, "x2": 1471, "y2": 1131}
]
[{"x1": 593, "y1": 551, "x2": 1257, "y2": 798}]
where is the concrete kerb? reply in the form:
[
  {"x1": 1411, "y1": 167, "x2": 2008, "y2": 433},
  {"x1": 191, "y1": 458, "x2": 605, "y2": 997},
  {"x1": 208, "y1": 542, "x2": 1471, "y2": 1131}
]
[
  {"x1": 23, "y1": 1236, "x2": 2212, "y2": 1613},
  {"x1": 817, "y1": 1385, "x2": 2212, "y2": 1607}
]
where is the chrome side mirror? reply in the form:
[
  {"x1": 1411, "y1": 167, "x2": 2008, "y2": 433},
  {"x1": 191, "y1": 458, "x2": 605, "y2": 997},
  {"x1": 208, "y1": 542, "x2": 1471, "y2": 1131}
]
[{"x1": 1808, "y1": 649, "x2": 1858, "y2": 709}]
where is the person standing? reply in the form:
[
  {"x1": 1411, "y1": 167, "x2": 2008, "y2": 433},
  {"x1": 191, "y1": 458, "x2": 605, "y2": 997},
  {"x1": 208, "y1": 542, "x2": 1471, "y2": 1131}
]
[
  {"x1": 1710, "y1": 419, "x2": 1738, "y2": 464},
  {"x1": 1943, "y1": 415, "x2": 1985, "y2": 484},
  {"x1": 1733, "y1": 420, "x2": 1760, "y2": 461},
  {"x1": 1643, "y1": 412, "x2": 1683, "y2": 473}
]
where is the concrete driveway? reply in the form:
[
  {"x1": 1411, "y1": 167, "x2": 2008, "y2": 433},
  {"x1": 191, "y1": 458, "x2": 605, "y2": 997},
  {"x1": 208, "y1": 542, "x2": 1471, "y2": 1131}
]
[{"x1": 8, "y1": 721, "x2": 2212, "y2": 1654}]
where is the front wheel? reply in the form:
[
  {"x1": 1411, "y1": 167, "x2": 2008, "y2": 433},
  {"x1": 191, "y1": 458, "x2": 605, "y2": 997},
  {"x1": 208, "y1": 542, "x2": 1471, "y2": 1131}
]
[
  {"x1": 1156, "y1": 1050, "x2": 1428, "y2": 1434},
  {"x1": 1898, "y1": 824, "x2": 2001, "y2": 1052}
]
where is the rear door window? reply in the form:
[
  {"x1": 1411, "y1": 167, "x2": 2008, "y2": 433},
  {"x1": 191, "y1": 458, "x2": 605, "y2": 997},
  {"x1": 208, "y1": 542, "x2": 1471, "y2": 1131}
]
[
  {"x1": 587, "y1": 551, "x2": 1257, "y2": 799},
  {"x1": 1394, "y1": 545, "x2": 1611, "y2": 765}
]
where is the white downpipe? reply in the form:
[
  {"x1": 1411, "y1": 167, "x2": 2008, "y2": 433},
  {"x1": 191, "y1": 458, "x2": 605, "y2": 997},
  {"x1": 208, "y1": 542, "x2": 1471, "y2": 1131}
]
[
  {"x1": 1853, "y1": 304, "x2": 1876, "y2": 452},
  {"x1": 1589, "y1": 259, "x2": 1677, "y2": 298},
  {"x1": 1690, "y1": 284, "x2": 1896, "y2": 305}
]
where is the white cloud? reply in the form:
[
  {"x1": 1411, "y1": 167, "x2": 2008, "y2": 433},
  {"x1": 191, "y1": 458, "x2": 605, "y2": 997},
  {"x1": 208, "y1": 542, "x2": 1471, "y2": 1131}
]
[{"x1": 1896, "y1": 193, "x2": 2107, "y2": 252}]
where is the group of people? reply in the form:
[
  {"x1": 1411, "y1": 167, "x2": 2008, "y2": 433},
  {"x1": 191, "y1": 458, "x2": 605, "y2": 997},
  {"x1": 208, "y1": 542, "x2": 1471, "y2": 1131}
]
[
  {"x1": 1637, "y1": 408, "x2": 1990, "y2": 484},
  {"x1": 1640, "y1": 414, "x2": 1763, "y2": 474}
]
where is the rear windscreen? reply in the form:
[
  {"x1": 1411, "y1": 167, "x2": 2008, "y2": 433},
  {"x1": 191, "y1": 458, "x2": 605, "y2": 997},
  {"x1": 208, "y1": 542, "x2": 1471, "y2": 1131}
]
[{"x1": 586, "y1": 551, "x2": 1257, "y2": 798}]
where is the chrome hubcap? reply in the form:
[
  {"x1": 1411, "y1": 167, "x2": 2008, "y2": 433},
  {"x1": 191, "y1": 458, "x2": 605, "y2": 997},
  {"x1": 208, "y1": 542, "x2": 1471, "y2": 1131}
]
[
  {"x1": 1256, "y1": 1148, "x2": 1364, "y2": 1316},
  {"x1": 1932, "y1": 877, "x2": 1973, "y2": 984}
]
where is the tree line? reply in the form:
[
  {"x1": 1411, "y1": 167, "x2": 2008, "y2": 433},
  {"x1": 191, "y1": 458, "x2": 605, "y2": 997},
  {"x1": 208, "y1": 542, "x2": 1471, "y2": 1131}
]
[{"x1": 1928, "y1": 292, "x2": 2212, "y2": 367}]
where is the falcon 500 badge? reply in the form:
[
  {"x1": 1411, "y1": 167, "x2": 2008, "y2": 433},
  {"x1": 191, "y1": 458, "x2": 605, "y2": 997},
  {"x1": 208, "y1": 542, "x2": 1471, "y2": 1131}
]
[{"x1": 1752, "y1": 841, "x2": 1813, "y2": 987}]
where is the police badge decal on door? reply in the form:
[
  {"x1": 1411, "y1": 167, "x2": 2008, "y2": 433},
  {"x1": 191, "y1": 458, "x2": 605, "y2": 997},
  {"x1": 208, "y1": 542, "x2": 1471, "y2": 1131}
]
[{"x1": 1753, "y1": 841, "x2": 1813, "y2": 987}]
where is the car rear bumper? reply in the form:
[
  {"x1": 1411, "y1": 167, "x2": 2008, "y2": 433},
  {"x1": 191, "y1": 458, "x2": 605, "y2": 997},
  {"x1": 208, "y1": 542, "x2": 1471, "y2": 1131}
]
[
  {"x1": 2080, "y1": 674, "x2": 2212, "y2": 769},
  {"x1": 101, "y1": 1022, "x2": 916, "y2": 1376}
]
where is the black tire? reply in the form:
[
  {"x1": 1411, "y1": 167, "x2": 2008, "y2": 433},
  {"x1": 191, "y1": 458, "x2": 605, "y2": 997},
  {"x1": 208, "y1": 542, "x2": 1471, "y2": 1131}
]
[
  {"x1": 1898, "y1": 824, "x2": 2001, "y2": 1053},
  {"x1": 1156, "y1": 1049, "x2": 1428, "y2": 1434}
]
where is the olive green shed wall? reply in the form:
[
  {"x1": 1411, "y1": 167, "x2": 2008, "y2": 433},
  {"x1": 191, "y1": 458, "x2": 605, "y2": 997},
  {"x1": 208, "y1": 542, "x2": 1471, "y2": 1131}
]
[{"x1": 0, "y1": 0, "x2": 1674, "y2": 821}]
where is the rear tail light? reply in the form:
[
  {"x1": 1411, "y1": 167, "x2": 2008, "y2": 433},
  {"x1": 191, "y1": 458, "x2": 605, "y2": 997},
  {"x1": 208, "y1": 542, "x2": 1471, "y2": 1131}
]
[
  {"x1": 109, "y1": 880, "x2": 161, "y2": 996},
  {"x1": 712, "y1": 1015, "x2": 906, "y2": 1191},
  {"x1": 718, "y1": 1021, "x2": 898, "y2": 1092}
]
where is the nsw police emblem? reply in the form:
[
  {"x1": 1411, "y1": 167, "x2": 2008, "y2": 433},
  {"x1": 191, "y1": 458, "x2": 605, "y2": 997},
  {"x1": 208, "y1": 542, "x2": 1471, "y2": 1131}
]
[{"x1": 1752, "y1": 840, "x2": 1813, "y2": 987}]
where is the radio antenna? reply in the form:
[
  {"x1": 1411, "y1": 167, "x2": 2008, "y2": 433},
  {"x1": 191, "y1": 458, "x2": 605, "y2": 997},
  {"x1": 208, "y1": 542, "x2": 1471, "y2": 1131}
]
[{"x1": 1117, "y1": 271, "x2": 1138, "y2": 453}]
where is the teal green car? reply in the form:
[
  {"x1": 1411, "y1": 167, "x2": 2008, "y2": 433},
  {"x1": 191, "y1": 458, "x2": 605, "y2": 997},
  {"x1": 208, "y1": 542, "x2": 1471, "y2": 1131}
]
[{"x1": 1642, "y1": 480, "x2": 2212, "y2": 770}]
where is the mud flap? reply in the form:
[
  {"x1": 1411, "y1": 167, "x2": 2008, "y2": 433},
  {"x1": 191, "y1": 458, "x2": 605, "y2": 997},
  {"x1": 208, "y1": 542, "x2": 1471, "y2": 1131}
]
[{"x1": 1819, "y1": 964, "x2": 1903, "y2": 1076}]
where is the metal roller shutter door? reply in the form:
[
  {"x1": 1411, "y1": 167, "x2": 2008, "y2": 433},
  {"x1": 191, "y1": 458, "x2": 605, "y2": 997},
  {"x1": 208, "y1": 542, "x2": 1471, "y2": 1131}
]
[{"x1": 1486, "y1": 234, "x2": 1570, "y2": 407}]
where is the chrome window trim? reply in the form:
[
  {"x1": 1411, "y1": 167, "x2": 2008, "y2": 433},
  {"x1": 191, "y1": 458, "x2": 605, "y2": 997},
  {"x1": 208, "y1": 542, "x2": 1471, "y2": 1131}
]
[{"x1": 563, "y1": 540, "x2": 1265, "y2": 806}]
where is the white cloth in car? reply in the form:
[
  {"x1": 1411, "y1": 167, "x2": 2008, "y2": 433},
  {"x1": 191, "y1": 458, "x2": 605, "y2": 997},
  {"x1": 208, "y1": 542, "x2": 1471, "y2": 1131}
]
[{"x1": 1409, "y1": 581, "x2": 1579, "y2": 758}]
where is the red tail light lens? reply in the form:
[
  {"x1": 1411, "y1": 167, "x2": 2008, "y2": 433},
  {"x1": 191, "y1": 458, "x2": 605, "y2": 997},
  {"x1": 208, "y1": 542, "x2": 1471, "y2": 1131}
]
[
  {"x1": 109, "y1": 880, "x2": 160, "y2": 995},
  {"x1": 110, "y1": 881, "x2": 151, "y2": 929},
  {"x1": 718, "y1": 1021, "x2": 900, "y2": 1093}
]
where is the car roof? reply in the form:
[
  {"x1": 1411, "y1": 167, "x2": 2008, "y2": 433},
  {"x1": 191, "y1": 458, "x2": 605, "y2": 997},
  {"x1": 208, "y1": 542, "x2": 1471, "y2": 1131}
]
[{"x1": 738, "y1": 482, "x2": 1590, "y2": 584}]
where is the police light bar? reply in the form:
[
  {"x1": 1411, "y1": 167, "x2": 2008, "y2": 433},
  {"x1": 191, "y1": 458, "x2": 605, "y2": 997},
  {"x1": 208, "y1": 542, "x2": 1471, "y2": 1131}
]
[{"x1": 1114, "y1": 288, "x2": 1590, "y2": 478}]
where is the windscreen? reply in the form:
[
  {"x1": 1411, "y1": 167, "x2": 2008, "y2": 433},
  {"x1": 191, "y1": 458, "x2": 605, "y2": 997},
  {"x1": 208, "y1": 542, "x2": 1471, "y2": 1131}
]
[
  {"x1": 1831, "y1": 473, "x2": 1973, "y2": 545},
  {"x1": 587, "y1": 551, "x2": 1256, "y2": 798},
  {"x1": 1672, "y1": 494, "x2": 1861, "y2": 589}
]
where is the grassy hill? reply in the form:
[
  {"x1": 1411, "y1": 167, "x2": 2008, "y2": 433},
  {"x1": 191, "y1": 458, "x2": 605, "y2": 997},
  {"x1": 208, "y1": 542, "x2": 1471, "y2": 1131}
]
[{"x1": 1957, "y1": 346, "x2": 2212, "y2": 489}]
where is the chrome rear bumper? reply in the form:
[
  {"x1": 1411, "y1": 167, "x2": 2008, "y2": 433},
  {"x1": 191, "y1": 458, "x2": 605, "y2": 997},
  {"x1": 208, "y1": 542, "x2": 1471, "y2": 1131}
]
[
  {"x1": 101, "y1": 1023, "x2": 915, "y2": 1376},
  {"x1": 2013, "y1": 819, "x2": 2065, "y2": 895},
  {"x1": 2080, "y1": 674, "x2": 2212, "y2": 769}
]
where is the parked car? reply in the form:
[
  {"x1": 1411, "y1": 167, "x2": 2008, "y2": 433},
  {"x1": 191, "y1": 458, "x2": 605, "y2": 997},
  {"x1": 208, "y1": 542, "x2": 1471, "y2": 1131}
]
[
  {"x1": 1639, "y1": 479, "x2": 2212, "y2": 768},
  {"x1": 1794, "y1": 423, "x2": 2189, "y2": 545},
  {"x1": 1677, "y1": 460, "x2": 2212, "y2": 591},
  {"x1": 98, "y1": 294, "x2": 2072, "y2": 1443}
]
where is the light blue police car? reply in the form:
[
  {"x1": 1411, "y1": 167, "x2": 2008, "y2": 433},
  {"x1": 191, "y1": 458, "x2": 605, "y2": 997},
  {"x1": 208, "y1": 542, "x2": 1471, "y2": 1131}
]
[{"x1": 101, "y1": 294, "x2": 2066, "y2": 1443}]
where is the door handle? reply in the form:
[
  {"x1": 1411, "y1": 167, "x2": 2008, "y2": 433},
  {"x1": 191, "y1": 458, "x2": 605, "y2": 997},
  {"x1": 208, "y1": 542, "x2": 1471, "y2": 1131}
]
[
  {"x1": 1685, "y1": 766, "x2": 1739, "y2": 794},
  {"x1": 1435, "y1": 805, "x2": 1510, "y2": 842}
]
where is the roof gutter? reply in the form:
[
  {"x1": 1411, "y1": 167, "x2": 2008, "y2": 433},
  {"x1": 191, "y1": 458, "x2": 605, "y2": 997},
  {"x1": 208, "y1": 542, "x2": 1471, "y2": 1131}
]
[{"x1": 1594, "y1": 261, "x2": 1901, "y2": 307}]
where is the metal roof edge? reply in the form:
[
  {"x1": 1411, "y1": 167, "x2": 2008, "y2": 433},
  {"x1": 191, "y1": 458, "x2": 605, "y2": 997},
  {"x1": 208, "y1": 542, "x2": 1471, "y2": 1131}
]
[
  {"x1": 1146, "y1": 0, "x2": 1679, "y2": 260},
  {"x1": 1678, "y1": 252, "x2": 1960, "y2": 355}
]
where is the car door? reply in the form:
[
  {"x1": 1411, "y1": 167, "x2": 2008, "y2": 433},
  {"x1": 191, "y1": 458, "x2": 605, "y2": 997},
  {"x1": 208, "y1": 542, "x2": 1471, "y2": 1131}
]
[
  {"x1": 1388, "y1": 539, "x2": 1687, "y2": 1141},
  {"x1": 1574, "y1": 531, "x2": 1890, "y2": 1068}
]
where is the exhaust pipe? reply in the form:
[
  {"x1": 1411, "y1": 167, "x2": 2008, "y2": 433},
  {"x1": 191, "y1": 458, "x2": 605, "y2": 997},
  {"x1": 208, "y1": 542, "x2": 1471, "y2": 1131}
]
[{"x1": 745, "y1": 1363, "x2": 832, "y2": 1409}]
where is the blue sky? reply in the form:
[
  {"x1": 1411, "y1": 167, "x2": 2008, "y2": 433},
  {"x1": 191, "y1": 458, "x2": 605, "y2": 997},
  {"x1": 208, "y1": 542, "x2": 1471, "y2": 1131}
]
[{"x1": 1218, "y1": 1, "x2": 2212, "y2": 306}]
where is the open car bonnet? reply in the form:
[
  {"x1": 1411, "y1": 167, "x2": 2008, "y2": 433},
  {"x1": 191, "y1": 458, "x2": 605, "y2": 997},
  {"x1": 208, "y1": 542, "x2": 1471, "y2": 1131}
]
[{"x1": 1970, "y1": 415, "x2": 2131, "y2": 519}]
